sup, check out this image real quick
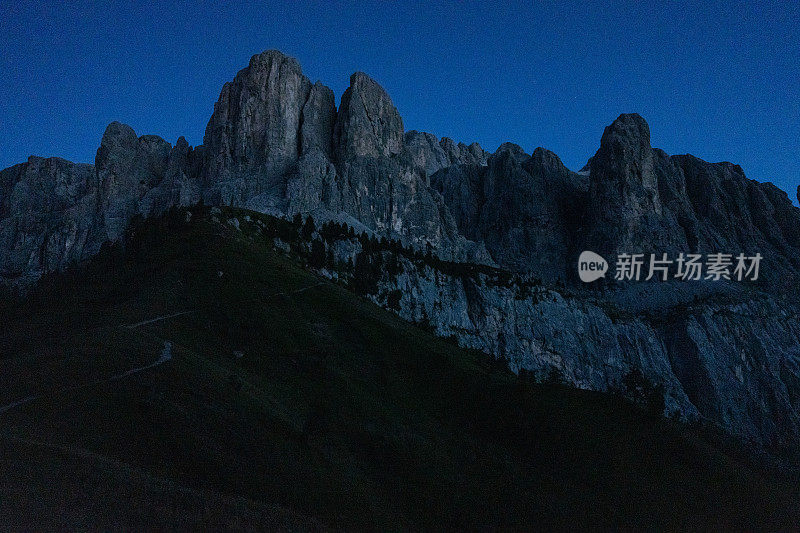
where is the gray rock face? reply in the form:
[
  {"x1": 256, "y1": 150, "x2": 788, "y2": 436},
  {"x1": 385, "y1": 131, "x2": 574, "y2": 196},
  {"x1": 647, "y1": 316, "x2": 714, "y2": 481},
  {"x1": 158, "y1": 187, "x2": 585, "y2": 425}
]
[
  {"x1": 195, "y1": 52, "x2": 479, "y2": 257},
  {"x1": 3, "y1": 49, "x2": 800, "y2": 450},
  {"x1": 440, "y1": 137, "x2": 487, "y2": 167},
  {"x1": 351, "y1": 250, "x2": 800, "y2": 447},
  {"x1": 431, "y1": 144, "x2": 587, "y2": 280},
  {"x1": 256, "y1": 218, "x2": 800, "y2": 448},
  {"x1": 141, "y1": 136, "x2": 203, "y2": 215},
  {"x1": 1, "y1": 51, "x2": 491, "y2": 280},
  {"x1": 430, "y1": 163, "x2": 486, "y2": 237},
  {"x1": 0, "y1": 122, "x2": 198, "y2": 288},
  {"x1": 334, "y1": 72, "x2": 404, "y2": 161},
  {"x1": 404, "y1": 131, "x2": 487, "y2": 178},
  {"x1": 671, "y1": 155, "x2": 800, "y2": 288},
  {"x1": 301, "y1": 82, "x2": 336, "y2": 158},
  {"x1": 95, "y1": 122, "x2": 202, "y2": 240},
  {"x1": 404, "y1": 131, "x2": 450, "y2": 179},
  {"x1": 326, "y1": 72, "x2": 465, "y2": 254},
  {"x1": 201, "y1": 50, "x2": 313, "y2": 206},
  {"x1": 477, "y1": 146, "x2": 581, "y2": 277},
  {"x1": 581, "y1": 114, "x2": 675, "y2": 259},
  {"x1": 575, "y1": 113, "x2": 800, "y2": 289},
  {"x1": 0, "y1": 157, "x2": 99, "y2": 286},
  {"x1": 97, "y1": 123, "x2": 175, "y2": 240}
]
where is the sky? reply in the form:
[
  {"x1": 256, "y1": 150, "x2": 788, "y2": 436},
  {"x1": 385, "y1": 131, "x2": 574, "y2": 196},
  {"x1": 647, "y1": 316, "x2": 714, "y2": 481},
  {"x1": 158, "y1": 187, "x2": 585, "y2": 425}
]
[{"x1": 1, "y1": 1, "x2": 798, "y2": 204}]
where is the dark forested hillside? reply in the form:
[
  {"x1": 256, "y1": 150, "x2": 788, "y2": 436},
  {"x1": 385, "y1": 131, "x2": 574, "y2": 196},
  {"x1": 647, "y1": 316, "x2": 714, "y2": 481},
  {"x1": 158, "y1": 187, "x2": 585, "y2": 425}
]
[{"x1": 1, "y1": 207, "x2": 798, "y2": 530}]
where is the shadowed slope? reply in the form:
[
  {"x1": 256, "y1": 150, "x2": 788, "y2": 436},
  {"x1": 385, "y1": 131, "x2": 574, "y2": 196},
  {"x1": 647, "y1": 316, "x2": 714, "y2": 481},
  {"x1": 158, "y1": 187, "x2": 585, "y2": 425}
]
[{"x1": 0, "y1": 206, "x2": 798, "y2": 530}]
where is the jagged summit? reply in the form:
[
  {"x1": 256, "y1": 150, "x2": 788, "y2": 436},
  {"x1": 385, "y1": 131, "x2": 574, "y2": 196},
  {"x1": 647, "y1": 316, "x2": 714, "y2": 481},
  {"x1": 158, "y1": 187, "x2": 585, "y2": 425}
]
[
  {"x1": 201, "y1": 49, "x2": 317, "y2": 205},
  {"x1": 601, "y1": 113, "x2": 651, "y2": 147},
  {"x1": 2, "y1": 50, "x2": 797, "y2": 288},
  {"x1": 99, "y1": 121, "x2": 137, "y2": 147},
  {"x1": 2, "y1": 49, "x2": 798, "y2": 287},
  {"x1": 249, "y1": 48, "x2": 301, "y2": 67},
  {"x1": 494, "y1": 142, "x2": 528, "y2": 158},
  {"x1": 335, "y1": 71, "x2": 404, "y2": 160}
]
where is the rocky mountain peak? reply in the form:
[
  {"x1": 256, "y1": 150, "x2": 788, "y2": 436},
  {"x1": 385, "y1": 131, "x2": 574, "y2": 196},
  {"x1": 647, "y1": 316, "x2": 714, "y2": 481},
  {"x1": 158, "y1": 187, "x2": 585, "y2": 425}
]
[
  {"x1": 201, "y1": 49, "x2": 315, "y2": 205},
  {"x1": 590, "y1": 112, "x2": 657, "y2": 193},
  {"x1": 582, "y1": 112, "x2": 665, "y2": 256},
  {"x1": 247, "y1": 48, "x2": 301, "y2": 72},
  {"x1": 174, "y1": 136, "x2": 189, "y2": 152},
  {"x1": 334, "y1": 71, "x2": 403, "y2": 160},
  {"x1": 600, "y1": 113, "x2": 651, "y2": 152},
  {"x1": 404, "y1": 132, "x2": 487, "y2": 179},
  {"x1": 96, "y1": 123, "x2": 172, "y2": 240},
  {"x1": 530, "y1": 147, "x2": 568, "y2": 174},
  {"x1": 591, "y1": 113, "x2": 654, "y2": 181},
  {"x1": 96, "y1": 122, "x2": 138, "y2": 162},
  {"x1": 493, "y1": 142, "x2": 529, "y2": 162}
]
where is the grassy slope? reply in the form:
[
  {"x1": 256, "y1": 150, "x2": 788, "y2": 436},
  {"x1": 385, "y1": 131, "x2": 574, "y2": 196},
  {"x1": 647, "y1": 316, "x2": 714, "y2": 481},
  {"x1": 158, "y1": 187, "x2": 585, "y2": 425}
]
[{"x1": 0, "y1": 207, "x2": 798, "y2": 530}]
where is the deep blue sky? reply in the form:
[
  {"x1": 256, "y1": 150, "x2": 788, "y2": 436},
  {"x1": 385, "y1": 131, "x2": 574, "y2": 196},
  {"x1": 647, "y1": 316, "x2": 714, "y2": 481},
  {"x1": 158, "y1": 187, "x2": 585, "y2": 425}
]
[{"x1": 2, "y1": 1, "x2": 798, "y2": 204}]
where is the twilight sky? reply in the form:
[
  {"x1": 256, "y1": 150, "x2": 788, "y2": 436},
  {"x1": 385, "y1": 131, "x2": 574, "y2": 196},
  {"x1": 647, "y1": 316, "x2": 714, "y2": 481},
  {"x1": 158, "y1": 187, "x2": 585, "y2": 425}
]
[{"x1": 1, "y1": 1, "x2": 798, "y2": 204}]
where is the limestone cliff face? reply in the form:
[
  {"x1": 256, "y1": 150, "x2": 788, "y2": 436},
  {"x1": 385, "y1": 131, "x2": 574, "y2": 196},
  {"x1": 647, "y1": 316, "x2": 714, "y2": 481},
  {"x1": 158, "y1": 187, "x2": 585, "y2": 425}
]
[
  {"x1": 334, "y1": 72, "x2": 404, "y2": 161},
  {"x1": 581, "y1": 114, "x2": 675, "y2": 258},
  {"x1": 0, "y1": 157, "x2": 99, "y2": 285},
  {"x1": 671, "y1": 155, "x2": 800, "y2": 289},
  {"x1": 367, "y1": 256, "x2": 800, "y2": 448},
  {"x1": 195, "y1": 51, "x2": 481, "y2": 257},
  {"x1": 349, "y1": 251, "x2": 800, "y2": 447},
  {"x1": 0, "y1": 122, "x2": 199, "y2": 287},
  {"x1": 201, "y1": 50, "x2": 313, "y2": 207},
  {"x1": 577, "y1": 113, "x2": 800, "y2": 289},
  {"x1": 0, "y1": 50, "x2": 486, "y2": 275},
  {"x1": 3, "y1": 49, "x2": 800, "y2": 449},
  {"x1": 430, "y1": 144, "x2": 587, "y2": 279},
  {"x1": 96, "y1": 122, "x2": 201, "y2": 240}
]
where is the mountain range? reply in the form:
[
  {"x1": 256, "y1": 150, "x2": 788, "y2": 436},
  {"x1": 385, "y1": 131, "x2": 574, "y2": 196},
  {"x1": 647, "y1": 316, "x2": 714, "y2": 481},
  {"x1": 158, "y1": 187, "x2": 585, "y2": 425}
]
[{"x1": 3, "y1": 49, "x2": 800, "y2": 452}]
